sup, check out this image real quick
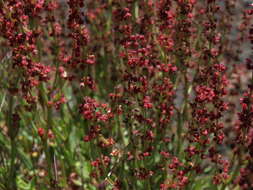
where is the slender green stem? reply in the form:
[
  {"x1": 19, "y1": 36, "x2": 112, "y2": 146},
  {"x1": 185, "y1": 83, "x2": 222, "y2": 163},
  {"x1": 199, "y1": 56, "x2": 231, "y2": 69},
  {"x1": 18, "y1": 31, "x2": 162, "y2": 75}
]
[{"x1": 7, "y1": 91, "x2": 17, "y2": 189}]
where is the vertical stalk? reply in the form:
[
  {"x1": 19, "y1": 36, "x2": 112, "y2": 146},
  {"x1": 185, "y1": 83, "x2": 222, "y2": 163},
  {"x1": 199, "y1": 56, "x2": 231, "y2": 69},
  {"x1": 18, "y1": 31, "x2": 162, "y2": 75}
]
[
  {"x1": 9, "y1": 139, "x2": 17, "y2": 190},
  {"x1": 39, "y1": 83, "x2": 55, "y2": 187},
  {"x1": 7, "y1": 75, "x2": 20, "y2": 190},
  {"x1": 176, "y1": 111, "x2": 183, "y2": 156}
]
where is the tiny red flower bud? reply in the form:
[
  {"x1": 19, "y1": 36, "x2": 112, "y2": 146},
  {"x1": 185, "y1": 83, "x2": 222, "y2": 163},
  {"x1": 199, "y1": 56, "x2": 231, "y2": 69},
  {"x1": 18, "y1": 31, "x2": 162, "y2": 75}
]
[{"x1": 38, "y1": 127, "x2": 45, "y2": 137}]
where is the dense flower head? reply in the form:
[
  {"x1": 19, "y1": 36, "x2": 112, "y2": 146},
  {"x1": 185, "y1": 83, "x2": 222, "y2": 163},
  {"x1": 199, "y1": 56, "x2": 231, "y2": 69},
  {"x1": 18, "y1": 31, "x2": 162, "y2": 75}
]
[{"x1": 0, "y1": 0, "x2": 253, "y2": 189}]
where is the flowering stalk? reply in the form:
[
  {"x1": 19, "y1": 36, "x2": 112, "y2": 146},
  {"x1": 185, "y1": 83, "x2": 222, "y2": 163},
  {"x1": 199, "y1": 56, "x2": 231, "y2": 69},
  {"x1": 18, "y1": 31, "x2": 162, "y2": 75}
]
[{"x1": 0, "y1": 0, "x2": 252, "y2": 189}]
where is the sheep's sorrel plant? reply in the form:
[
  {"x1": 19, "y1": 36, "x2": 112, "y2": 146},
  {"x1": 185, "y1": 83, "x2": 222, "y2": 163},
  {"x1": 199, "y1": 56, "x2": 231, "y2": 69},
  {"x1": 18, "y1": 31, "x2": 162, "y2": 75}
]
[{"x1": 1, "y1": 0, "x2": 253, "y2": 189}]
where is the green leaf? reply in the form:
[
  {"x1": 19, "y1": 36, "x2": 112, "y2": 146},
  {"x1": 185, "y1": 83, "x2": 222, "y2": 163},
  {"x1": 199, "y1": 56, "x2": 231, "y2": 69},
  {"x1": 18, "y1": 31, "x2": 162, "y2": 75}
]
[{"x1": 17, "y1": 148, "x2": 33, "y2": 170}]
